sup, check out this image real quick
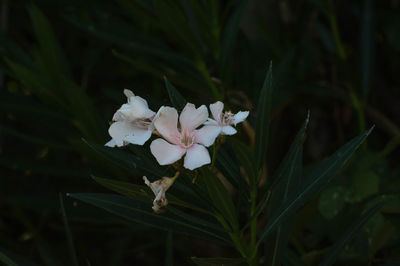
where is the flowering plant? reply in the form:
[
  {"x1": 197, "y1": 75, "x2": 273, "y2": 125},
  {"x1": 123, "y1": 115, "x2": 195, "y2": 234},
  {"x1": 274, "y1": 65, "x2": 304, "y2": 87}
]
[{"x1": 71, "y1": 65, "x2": 377, "y2": 266}]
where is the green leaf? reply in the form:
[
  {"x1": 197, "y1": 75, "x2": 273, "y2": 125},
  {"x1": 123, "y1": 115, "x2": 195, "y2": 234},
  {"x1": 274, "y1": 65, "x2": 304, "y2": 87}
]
[
  {"x1": 199, "y1": 168, "x2": 238, "y2": 229},
  {"x1": 191, "y1": 257, "x2": 245, "y2": 266},
  {"x1": 164, "y1": 76, "x2": 187, "y2": 110},
  {"x1": 59, "y1": 194, "x2": 79, "y2": 266},
  {"x1": 255, "y1": 62, "x2": 273, "y2": 170},
  {"x1": 84, "y1": 140, "x2": 165, "y2": 178},
  {"x1": 69, "y1": 193, "x2": 230, "y2": 243},
  {"x1": 351, "y1": 170, "x2": 379, "y2": 202},
  {"x1": 0, "y1": 250, "x2": 17, "y2": 266},
  {"x1": 28, "y1": 4, "x2": 70, "y2": 76},
  {"x1": 231, "y1": 139, "x2": 257, "y2": 186},
  {"x1": 267, "y1": 113, "x2": 309, "y2": 266},
  {"x1": 0, "y1": 248, "x2": 38, "y2": 266},
  {"x1": 219, "y1": 1, "x2": 248, "y2": 82},
  {"x1": 258, "y1": 127, "x2": 374, "y2": 244},
  {"x1": 165, "y1": 231, "x2": 173, "y2": 266},
  {"x1": 92, "y1": 176, "x2": 211, "y2": 215},
  {"x1": 361, "y1": 0, "x2": 374, "y2": 99},
  {"x1": 320, "y1": 201, "x2": 384, "y2": 266},
  {"x1": 318, "y1": 186, "x2": 348, "y2": 219}
]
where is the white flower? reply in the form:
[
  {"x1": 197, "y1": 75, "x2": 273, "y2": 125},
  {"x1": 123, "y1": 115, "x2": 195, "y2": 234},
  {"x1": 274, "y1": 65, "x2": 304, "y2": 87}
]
[
  {"x1": 143, "y1": 172, "x2": 179, "y2": 213},
  {"x1": 204, "y1": 101, "x2": 249, "y2": 136},
  {"x1": 105, "y1": 89, "x2": 156, "y2": 147},
  {"x1": 150, "y1": 103, "x2": 220, "y2": 170}
]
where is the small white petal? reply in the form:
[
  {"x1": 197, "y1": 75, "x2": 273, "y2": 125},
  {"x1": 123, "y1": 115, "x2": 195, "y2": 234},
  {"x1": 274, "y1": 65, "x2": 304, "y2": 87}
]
[
  {"x1": 123, "y1": 89, "x2": 135, "y2": 99},
  {"x1": 210, "y1": 101, "x2": 224, "y2": 123},
  {"x1": 108, "y1": 121, "x2": 136, "y2": 147},
  {"x1": 105, "y1": 139, "x2": 116, "y2": 147},
  {"x1": 180, "y1": 103, "x2": 208, "y2": 131},
  {"x1": 233, "y1": 111, "x2": 249, "y2": 125},
  {"x1": 154, "y1": 107, "x2": 180, "y2": 144},
  {"x1": 150, "y1": 138, "x2": 186, "y2": 165},
  {"x1": 195, "y1": 125, "x2": 222, "y2": 147},
  {"x1": 184, "y1": 144, "x2": 211, "y2": 170},
  {"x1": 222, "y1": 126, "x2": 237, "y2": 135},
  {"x1": 127, "y1": 96, "x2": 152, "y2": 118},
  {"x1": 204, "y1": 118, "x2": 219, "y2": 126},
  {"x1": 124, "y1": 127, "x2": 153, "y2": 145}
]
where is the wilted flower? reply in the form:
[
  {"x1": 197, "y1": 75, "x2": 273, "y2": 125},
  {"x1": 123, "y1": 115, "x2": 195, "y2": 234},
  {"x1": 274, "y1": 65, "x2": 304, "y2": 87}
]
[
  {"x1": 204, "y1": 101, "x2": 249, "y2": 136},
  {"x1": 143, "y1": 172, "x2": 179, "y2": 213},
  {"x1": 105, "y1": 89, "x2": 156, "y2": 147},
  {"x1": 150, "y1": 103, "x2": 220, "y2": 170}
]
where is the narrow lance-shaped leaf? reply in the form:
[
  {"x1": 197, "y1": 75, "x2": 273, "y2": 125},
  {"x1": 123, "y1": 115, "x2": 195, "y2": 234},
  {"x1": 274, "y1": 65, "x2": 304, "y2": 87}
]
[
  {"x1": 92, "y1": 176, "x2": 212, "y2": 215},
  {"x1": 164, "y1": 76, "x2": 187, "y2": 110},
  {"x1": 320, "y1": 201, "x2": 385, "y2": 266},
  {"x1": 191, "y1": 257, "x2": 245, "y2": 266},
  {"x1": 69, "y1": 193, "x2": 231, "y2": 244},
  {"x1": 266, "y1": 113, "x2": 309, "y2": 266},
  {"x1": 59, "y1": 194, "x2": 79, "y2": 266},
  {"x1": 361, "y1": 0, "x2": 374, "y2": 99},
  {"x1": 83, "y1": 139, "x2": 165, "y2": 178},
  {"x1": 255, "y1": 62, "x2": 273, "y2": 170},
  {"x1": 219, "y1": 0, "x2": 248, "y2": 82},
  {"x1": 199, "y1": 168, "x2": 238, "y2": 230},
  {"x1": 258, "y1": 127, "x2": 374, "y2": 244}
]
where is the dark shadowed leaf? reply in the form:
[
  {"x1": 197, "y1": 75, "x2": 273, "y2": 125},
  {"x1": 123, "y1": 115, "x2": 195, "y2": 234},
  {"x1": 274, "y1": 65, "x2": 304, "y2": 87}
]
[
  {"x1": 59, "y1": 194, "x2": 79, "y2": 266},
  {"x1": 258, "y1": 127, "x2": 373, "y2": 243},
  {"x1": 191, "y1": 256, "x2": 245, "y2": 266},
  {"x1": 164, "y1": 76, "x2": 187, "y2": 110},
  {"x1": 69, "y1": 193, "x2": 230, "y2": 244},
  {"x1": 266, "y1": 113, "x2": 309, "y2": 266},
  {"x1": 199, "y1": 168, "x2": 238, "y2": 229},
  {"x1": 255, "y1": 62, "x2": 273, "y2": 170},
  {"x1": 320, "y1": 201, "x2": 384, "y2": 266}
]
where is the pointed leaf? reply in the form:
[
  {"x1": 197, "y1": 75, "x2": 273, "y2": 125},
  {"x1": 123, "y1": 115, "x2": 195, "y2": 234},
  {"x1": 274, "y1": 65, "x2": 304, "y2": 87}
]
[
  {"x1": 59, "y1": 194, "x2": 79, "y2": 266},
  {"x1": 200, "y1": 168, "x2": 238, "y2": 229},
  {"x1": 320, "y1": 201, "x2": 384, "y2": 266},
  {"x1": 255, "y1": 62, "x2": 273, "y2": 170},
  {"x1": 191, "y1": 257, "x2": 245, "y2": 266},
  {"x1": 84, "y1": 139, "x2": 165, "y2": 178},
  {"x1": 164, "y1": 76, "x2": 186, "y2": 110},
  {"x1": 267, "y1": 113, "x2": 309, "y2": 266},
  {"x1": 258, "y1": 127, "x2": 374, "y2": 243},
  {"x1": 92, "y1": 176, "x2": 211, "y2": 214},
  {"x1": 69, "y1": 193, "x2": 230, "y2": 243}
]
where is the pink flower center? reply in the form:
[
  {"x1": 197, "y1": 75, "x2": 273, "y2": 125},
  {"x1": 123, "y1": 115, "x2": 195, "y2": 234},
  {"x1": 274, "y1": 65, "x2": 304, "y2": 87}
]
[{"x1": 180, "y1": 129, "x2": 195, "y2": 149}]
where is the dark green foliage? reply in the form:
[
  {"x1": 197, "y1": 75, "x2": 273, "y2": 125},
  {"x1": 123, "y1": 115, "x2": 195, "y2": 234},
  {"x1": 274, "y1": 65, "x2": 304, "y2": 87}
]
[{"x1": 1, "y1": 1, "x2": 399, "y2": 265}]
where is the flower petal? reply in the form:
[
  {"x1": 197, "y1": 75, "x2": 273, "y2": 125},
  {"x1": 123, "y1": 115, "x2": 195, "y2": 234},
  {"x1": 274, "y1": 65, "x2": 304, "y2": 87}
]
[
  {"x1": 204, "y1": 118, "x2": 219, "y2": 126},
  {"x1": 128, "y1": 96, "x2": 152, "y2": 118},
  {"x1": 154, "y1": 106, "x2": 180, "y2": 144},
  {"x1": 124, "y1": 127, "x2": 153, "y2": 145},
  {"x1": 124, "y1": 89, "x2": 135, "y2": 99},
  {"x1": 105, "y1": 139, "x2": 116, "y2": 147},
  {"x1": 180, "y1": 103, "x2": 208, "y2": 131},
  {"x1": 108, "y1": 121, "x2": 136, "y2": 147},
  {"x1": 184, "y1": 144, "x2": 211, "y2": 170},
  {"x1": 150, "y1": 138, "x2": 186, "y2": 165},
  {"x1": 195, "y1": 125, "x2": 221, "y2": 147},
  {"x1": 210, "y1": 101, "x2": 224, "y2": 123},
  {"x1": 222, "y1": 126, "x2": 237, "y2": 135},
  {"x1": 233, "y1": 111, "x2": 249, "y2": 125}
]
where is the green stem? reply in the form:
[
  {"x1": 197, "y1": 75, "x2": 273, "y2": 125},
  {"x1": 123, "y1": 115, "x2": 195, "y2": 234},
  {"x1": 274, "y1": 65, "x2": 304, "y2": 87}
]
[
  {"x1": 327, "y1": 2, "x2": 346, "y2": 60},
  {"x1": 210, "y1": 142, "x2": 219, "y2": 170},
  {"x1": 248, "y1": 184, "x2": 258, "y2": 265},
  {"x1": 197, "y1": 60, "x2": 222, "y2": 100}
]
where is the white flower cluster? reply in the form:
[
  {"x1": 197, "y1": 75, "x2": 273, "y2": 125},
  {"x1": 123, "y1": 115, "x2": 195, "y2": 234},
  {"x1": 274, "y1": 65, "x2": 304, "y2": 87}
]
[{"x1": 106, "y1": 89, "x2": 249, "y2": 170}]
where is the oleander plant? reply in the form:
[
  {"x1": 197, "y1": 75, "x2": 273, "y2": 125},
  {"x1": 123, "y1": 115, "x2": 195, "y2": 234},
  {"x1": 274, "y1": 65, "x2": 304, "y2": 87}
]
[{"x1": 1, "y1": 1, "x2": 400, "y2": 266}]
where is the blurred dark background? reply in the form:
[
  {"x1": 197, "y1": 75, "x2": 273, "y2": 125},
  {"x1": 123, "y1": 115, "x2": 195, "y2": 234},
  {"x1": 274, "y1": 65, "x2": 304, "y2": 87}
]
[{"x1": 0, "y1": 0, "x2": 399, "y2": 265}]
